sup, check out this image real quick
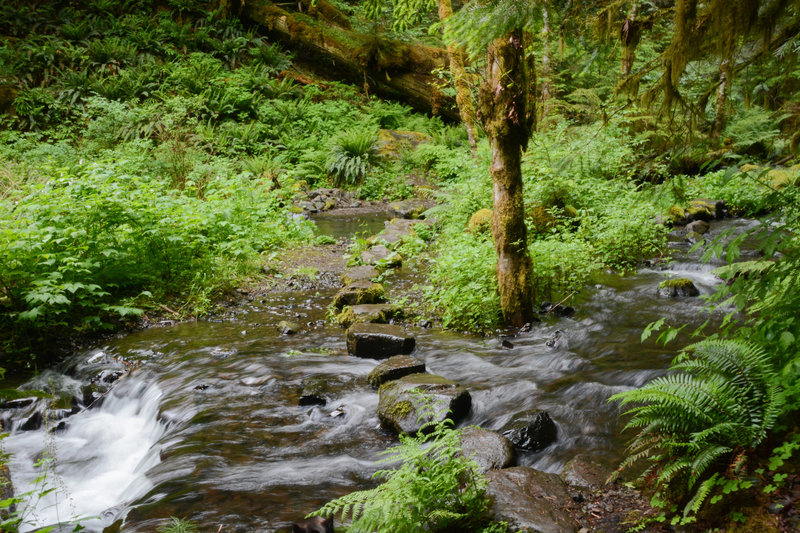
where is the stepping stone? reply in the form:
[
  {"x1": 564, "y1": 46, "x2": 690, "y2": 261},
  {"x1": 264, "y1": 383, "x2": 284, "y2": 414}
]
[
  {"x1": 459, "y1": 427, "x2": 515, "y2": 473},
  {"x1": 389, "y1": 199, "x2": 426, "y2": 219},
  {"x1": 361, "y1": 245, "x2": 401, "y2": 268},
  {"x1": 501, "y1": 409, "x2": 558, "y2": 452},
  {"x1": 331, "y1": 280, "x2": 385, "y2": 309},
  {"x1": 377, "y1": 373, "x2": 471, "y2": 435},
  {"x1": 346, "y1": 323, "x2": 415, "y2": 359},
  {"x1": 559, "y1": 453, "x2": 613, "y2": 490},
  {"x1": 367, "y1": 355, "x2": 426, "y2": 387},
  {"x1": 341, "y1": 265, "x2": 379, "y2": 285},
  {"x1": 337, "y1": 303, "x2": 402, "y2": 328},
  {"x1": 686, "y1": 219, "x2": 710, "y2": 235},
  {"x1": 485, "y1": 467, "x2": 579, "y2": 533}
]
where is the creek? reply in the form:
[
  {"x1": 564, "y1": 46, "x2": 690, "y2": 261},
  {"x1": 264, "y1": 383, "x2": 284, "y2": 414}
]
[{"x1": 1, "y1": 216, "x2": 761, "y2": 532}]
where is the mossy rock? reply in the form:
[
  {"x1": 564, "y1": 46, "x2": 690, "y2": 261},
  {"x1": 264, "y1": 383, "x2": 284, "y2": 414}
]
[
  {"x1": 377, "y1": 373, "x2": 471, "y2": 435},
  {"x1": 377, "y1": 129, "x2": 431, "y2": 158},
  {"x1": 740, "y1": 163, "x2": 762, "y2": 173},
  {"x1": 668, "y1": 204, "x2": 687, "y2": 225},
  {"x1": 658, "y1": 278, "x2": 700, "y2": 297},
  {"x1": 688, "y1": 198, "x2": 725, "y2": 221},
  {"x1": 331, "y1": 281, "x2": 386, "y2": 309},
  {"x1": 528, "y1": 205, "x2": 556, "y2": 233},
  {"x1": 336, "y1": 303, "x2": 402, "y2": 328},
  {"x1": 292, "y1": 180, "x2": 309, "y2": 193},
  {"x1": 361, "y1": 245, "x2": 402, "y2": 268},
  {"x1": 767, "y1": 168, "x2": 799, "y2": 190},
  {"x1": 467, "y1": 208, "x2": 493, "y2": 234},
  {"x1": 563, "y1": 205, "x2": 578, "y2": 218}
]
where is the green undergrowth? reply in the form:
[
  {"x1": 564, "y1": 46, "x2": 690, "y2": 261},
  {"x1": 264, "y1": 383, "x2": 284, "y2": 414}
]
[{"x1": 423, "y1": 121, "x2": 669, "y2": 331}]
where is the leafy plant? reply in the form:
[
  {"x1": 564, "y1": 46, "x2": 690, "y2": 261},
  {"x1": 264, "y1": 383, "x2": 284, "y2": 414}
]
[
  {"x1": 610, "y1": 339, "x2": 783, "y2": 523},
  {"x1": 156, "y1": 517, "x2": 198, "y2": 533},
  {"x1": 312, "y1": 395, "x2": 490, "y2": 532},
  {"x1": 326, "y1": 127, "x2": 380, "y2": 186}
]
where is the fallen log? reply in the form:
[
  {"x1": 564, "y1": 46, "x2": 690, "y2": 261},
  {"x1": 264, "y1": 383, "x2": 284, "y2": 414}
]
[{"x1": 241, "y1": 0, "x2": 459, "y2": 120}]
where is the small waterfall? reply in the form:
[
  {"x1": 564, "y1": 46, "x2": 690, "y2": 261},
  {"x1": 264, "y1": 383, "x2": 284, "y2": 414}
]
[{"x1": 4, "y1": 375, "x2": 165, "y2": 532}]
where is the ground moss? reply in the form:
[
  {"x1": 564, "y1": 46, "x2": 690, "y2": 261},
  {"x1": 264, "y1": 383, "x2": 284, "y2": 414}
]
[
  {"x1": 659, "y1": 278, "x2": 696, "y2": 289},
  {"x1": 467, "y1": 208, "x2": 492, "y2": 233},
  {"x1": 668, "y1": 204, "x2": 686, "y2": 222}
]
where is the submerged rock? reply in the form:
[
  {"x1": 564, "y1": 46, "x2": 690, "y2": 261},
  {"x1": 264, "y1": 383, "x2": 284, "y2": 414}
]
[
  {"x1": 298, "y1": 376, "x2": 330, "y2": 406},
  {"x1": 485, "y1": 467, "x2": 579, "y2": 533},
  {"x1": 346, "y1": 323, "x2": 415, "y2": 359},
  {"x1": 331, "y1": 280, "x2": 385, "y2": 309},
  {"x1": 459, "y1": 427, "x2": 515, "y2": 473},
  {"x1": 336, "y1": 303, "x2": 401, "y2": 329},
  {"x1": 377, "y1": 373, "x2": 471, "y2": 435},
  {"x1": 686, "y1": 219, "x2": 710, "y2": 235},
  {"x1": 501, "y1": 410, "x2": 558, "y2": 452},
  {"x1": 658, "y1": 278, "x2": 700, "y2": 297},
  {"x1": 367, "y1": 355, "x2": 426, "y2": 387},
  {"x1": 341, "y1": 265, "x2": 379, "y2": 285},
  {"x1": 277, "y1": 320, "x2": 300, "y2": 335}
]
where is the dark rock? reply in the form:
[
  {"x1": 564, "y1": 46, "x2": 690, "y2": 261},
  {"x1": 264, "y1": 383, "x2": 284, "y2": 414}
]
[
  {"x1": 0, "y1": 398, "x2": 35, "y2": 409},
  {"x1": 336, "y1": 303, "x2": 402, "y2": 329},
  {"x1": 541, "y1": 304, "x2": 575, "y2": 318},
  {"x1": 377, "y1": 373, "x2": 471, "y2": 435},
  {"x1": 501, "y1": 339, "x2": 514, "y2": 349},
  {"x1": 485, "y1": 467, "x2": 579, "y2": 533},
  {"x1": 459, "y1": 427, "x2": 515, "y2": 473},
  {"x1": 684, "y1": 230, "x2": 705, "y2": 244},
  {"x1": 559, "y1": 454, "x2": 613, "y2": 490},
  {"x1": 299, "y1": 376, "x2": 331, "y2": 406},
  {"x1": 298, "y1": 200, "x2": 317, "y2": 213},
  {"x1": 292, "y1": 515, "x2": 334, "y2": 533},
  {"x1": 691, "y1": 198, "x2": 726, "y2": 220},
  {"x1": 346, "y1": 323, "x2": 415, "y2": 359},
  {"x1": 686, "y1": 219, "x2": 710, "y2": 235},
  {"x1": 341, "y1": 265, "x2": 379, "y2": 285},
  {"x1": 361, "y1": 245, "x2": 401, "y2": 268},
  {"x1": 20, "y1": 411, "x2": 44, "y2": 431},
  {"x1": 331, "y1": 281, "x2": 385, "y2": 309},
  {"x1": 501, "y1": 410, "x2": 558, "y2": 452},
  {"x1": 277, "y1": 320, "x2": 300, "y2": 335},
  {"x1": 658, "y1": 278, "x2": 700, "y2": 297},
  {"x1": 367, "y1": 355, "x2": 426, "y2": 387}
]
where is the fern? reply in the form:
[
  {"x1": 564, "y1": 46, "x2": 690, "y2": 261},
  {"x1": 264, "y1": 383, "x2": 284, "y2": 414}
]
[
  {"x1": 325, "y1": 128, "x2": 380, "y2": 187},
  {"x1": 312, "y1": 393, "x2": 489, "y2": 532},
  {"x1": 610, "y1": 338, "x2": 783, "y2": 519}
]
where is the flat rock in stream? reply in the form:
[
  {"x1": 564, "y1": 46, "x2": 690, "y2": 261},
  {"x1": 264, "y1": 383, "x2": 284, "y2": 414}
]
[
  {"x1": 389, "y1": 199, "x2": 427, "y2": 219},
  {"x1": 367, "y1": 355, "x2": 426, "y2": 387},
  {"x1": 377, "y1": 373, "x2": 471, "y2": 435},
  {"x1": 361, "y1": 245, "x2": 402, "y2": 268},
  {"x1": 459, "y1": 427, "x2": 515, "y2": 473},
  {"x1": 331, "y1": 280, "x2": 385, "y2": 309},
  {"x1": 657, "y1": 278, "x2": 700, "y2": 297},
  {"x1": 337, "y1": 303, "x2": 402, "y2": 329},
  {"x1": 346, "y1": 323, "x2": 415, "y2": 359},
  {"x1": 341, "y1": 265, "x2": 379, "y2": 285},
  {"x1": 370, "y1": 218, "x2": 431, "y2": 246},
  {"x1": 501, "y1": 409, "x2": 558, "y2": 452},
  {"x1": 486, "y1": 467, "x2": 579, "y2": 533}
]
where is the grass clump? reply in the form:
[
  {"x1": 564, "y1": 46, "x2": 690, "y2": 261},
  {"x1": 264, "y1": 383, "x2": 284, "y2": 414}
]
[{"x1": 326, "y1": 127, "x2": 381, "y2": 186}]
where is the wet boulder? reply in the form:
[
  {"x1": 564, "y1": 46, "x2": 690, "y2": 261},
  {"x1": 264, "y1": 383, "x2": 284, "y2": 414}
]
[
  {"x1": 331, "y1": 280, "x2": 385, "y2": 309},
  {"x1": 298, "y1": 376, "x2": 332, "y2": 406},
  {"x1": 459, "y1": 427, "x2": 515, "y2": 473},
  {"x1": 667, "y1": 205, "x2": 688, "y2": 226},
  {"x1": 686, "y1": 219, "x2": 710, "y2": 235},
  {"x1": 336, "y1": 303, "x2": 402, "y2": 329},
  {"x1": 377, "y1": 373, "x2": 471, "y2": 435},
  {"x1": 367, "y1": 355, "x2": 426, "y2": 387},
  {"x1": 686, "y1": 199, "x2": 725, "y2": 222},
  {"x1": 658, "y1": 278, "x2": 700, "y2": 297},
  {"x1": 341, "y1": 265, "x2": 379, "y2": 285},
  {"x1": 346, "y1": 323, "x2": 415, "y2": 359},
  {"x1": 501, "y1": 410, "x2": 558, "y2": 452},
  {"x1": 361, "y1": 245, "x2": 401, "y2": 268},
  {"x1": 559, "y1": 453, "x2": 613, "y2": 490},
  {"x1": 485, "y1": 467, "x2": 579, "y2": 533}
]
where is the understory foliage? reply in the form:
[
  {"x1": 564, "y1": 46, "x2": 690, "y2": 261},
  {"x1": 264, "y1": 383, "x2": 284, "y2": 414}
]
[
  {"x1": 611, "y1": 339, "x2": 782, "y2": 523},
  {"x1": 313, "y1": 397, "x2": 491, "y2": 533},
  {"x1": 326, "y1": 127, "x2": 381, "y2": 186}
]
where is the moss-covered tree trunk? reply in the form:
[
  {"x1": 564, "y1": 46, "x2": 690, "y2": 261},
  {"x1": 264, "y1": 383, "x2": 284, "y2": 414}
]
[
  {"x1": 711, "y1": 40, "x2": 734, "y2": 141},
  {"x1": 538, "y1": 5, "x2": 552, "y2": 126},
  {"x1": 437, "y1": 0, "x2": 478, "y2": 154},
  {"x1": 478, "y1": 30, "x2": 535, "y2": 327},
  {"x1": 620, "y1": 1, "x2": 640, "y2": 79}
]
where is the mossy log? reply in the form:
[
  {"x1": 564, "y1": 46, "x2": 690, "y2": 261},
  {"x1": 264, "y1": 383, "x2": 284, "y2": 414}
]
[{"x1": 242, "y1": 0, "x2": 459, "y2": 120}]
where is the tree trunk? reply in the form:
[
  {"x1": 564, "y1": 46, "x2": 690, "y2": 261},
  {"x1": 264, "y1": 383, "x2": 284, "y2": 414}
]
[
  {"x1": 478, "y1": 30, "x2": 535, "y2": 327},
  {"x1": 242, "y1": 0, "x2": 459, "y2": 120},
  {"x1": 620, "y1": 1, "x2": 640, "y2": 79},
  {"x1": 437, "y1": 0, "x2": 478, "y2": 154},
  {"x1": 711, "y1": 41, "x2": 734, "y2": 142},
  {"x1": 539, "y1": 5, "x2": 552, "y2": 126}
]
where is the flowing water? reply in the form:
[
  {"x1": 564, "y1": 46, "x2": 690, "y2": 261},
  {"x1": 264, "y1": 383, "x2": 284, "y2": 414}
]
[{"x1": 1, "y1": 217, "x2": 762, "y2": 532}]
